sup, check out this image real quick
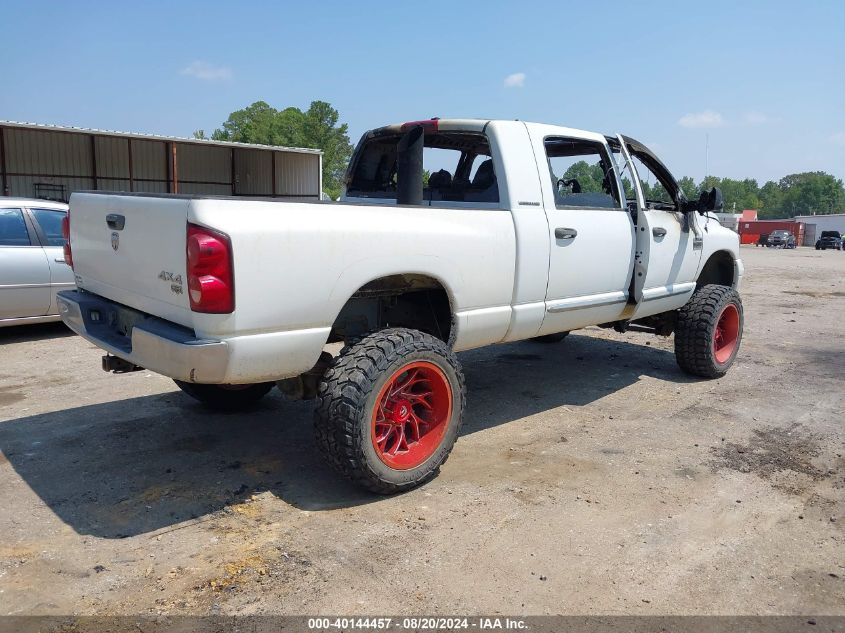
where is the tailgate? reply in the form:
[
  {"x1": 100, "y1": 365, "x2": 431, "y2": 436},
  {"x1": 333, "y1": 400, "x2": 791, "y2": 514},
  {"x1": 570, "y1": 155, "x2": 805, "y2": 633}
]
[{"x1": 69, "y1": 193, "x2": 193, "y2": 327}]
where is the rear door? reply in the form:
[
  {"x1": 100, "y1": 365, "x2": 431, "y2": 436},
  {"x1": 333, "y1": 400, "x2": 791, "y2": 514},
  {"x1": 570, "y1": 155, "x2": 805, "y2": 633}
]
[
  {"x1": 69, "y1": 193, "x2": 193, "y2": 326},
  {"x1": 0, "y1": 207, "x2": 51, "y2": 319},
  {"x1": 526, "y1": 131, "x2": 636, "y2": 335},
  {"x1": 28, "y1": 207, "x2": 76, "y2": 315}
]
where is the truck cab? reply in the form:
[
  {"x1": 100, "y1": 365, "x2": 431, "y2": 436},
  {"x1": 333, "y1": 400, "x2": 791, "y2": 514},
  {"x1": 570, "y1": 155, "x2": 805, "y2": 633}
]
[{"x1": 342, "y1": 119, "x2": 740, "y2": 343}]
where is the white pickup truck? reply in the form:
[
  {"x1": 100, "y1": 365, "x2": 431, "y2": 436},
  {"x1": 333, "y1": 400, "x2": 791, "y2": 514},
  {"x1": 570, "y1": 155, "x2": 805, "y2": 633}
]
[{"x1": 58, "y1": 118, "x2": 744, "y2": 493}]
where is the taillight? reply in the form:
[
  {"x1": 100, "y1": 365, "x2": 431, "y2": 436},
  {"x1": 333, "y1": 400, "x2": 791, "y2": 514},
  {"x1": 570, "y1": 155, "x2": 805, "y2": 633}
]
[
  {"x1": 61, "y1": 213, "x2": 73, "y2": 269},
  {"x1": 186, "y1": 223, "x2": 234, "y2": 313}
]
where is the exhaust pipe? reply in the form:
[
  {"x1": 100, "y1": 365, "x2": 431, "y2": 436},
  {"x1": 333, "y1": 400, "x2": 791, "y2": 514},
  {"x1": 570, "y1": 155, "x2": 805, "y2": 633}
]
[{"x1": 396, "y1": 125, "x2": 424, "y2": 206}]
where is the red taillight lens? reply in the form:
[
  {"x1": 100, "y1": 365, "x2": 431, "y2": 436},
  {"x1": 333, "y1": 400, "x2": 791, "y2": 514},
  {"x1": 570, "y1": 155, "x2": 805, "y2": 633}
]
[
  {"x1": 61, "y1": 213, "x2": 73, "y2": 269},
  {"x1": 186, "y1": 223, "x2": 234, "y2": 313}
]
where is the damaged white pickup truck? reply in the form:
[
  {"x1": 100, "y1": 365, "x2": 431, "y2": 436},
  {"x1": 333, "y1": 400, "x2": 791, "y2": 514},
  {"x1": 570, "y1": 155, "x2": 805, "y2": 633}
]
[{"x1": 58, "y1": 118, "x2": 744, "y2": 493}]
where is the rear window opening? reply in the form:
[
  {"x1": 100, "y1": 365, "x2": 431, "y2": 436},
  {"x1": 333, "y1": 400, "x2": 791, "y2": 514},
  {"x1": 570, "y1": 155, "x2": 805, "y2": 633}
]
[{"x1": 346, "y1": 132, "x2": 499, "y2": 204}]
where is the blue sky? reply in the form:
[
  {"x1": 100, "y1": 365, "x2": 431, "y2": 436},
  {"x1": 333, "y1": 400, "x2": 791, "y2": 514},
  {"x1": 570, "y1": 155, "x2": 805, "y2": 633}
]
[{"x1": 3, "y1": 0, "x2": 844, "y2": 184}]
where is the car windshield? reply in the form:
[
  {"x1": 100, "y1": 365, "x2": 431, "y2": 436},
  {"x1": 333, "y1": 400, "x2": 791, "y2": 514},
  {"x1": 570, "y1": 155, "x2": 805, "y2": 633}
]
[
  {"x1": 820, "y1": 231, "x2": 841, "y2": 238},
  {"x1": 771, "y1": 231, "x2": 790, "y2": 237}
]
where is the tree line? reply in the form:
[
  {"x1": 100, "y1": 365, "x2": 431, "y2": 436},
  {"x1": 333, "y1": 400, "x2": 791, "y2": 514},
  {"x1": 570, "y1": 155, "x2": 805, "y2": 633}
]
[
  {"x1": 194, "y1": 100, "x2": 353, "y2": 200},
  {"x1": 198, "y1": 101, "x2": 845, "y2": 217}
]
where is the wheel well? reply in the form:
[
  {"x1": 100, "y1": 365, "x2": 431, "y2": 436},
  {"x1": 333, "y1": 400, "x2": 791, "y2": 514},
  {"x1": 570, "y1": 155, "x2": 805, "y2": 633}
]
[
  {"x1": 329, "y1": 274, "x2": 454, "y2": 345},
  {"x1": 696, "y1": 251, "x2": 735, "y2": 289}
]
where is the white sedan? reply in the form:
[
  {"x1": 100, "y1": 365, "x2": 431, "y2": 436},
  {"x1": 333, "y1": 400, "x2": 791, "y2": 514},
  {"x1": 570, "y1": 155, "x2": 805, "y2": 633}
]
[{"x1": 0, "y1": 198, "x2": 75, "y2": 327}]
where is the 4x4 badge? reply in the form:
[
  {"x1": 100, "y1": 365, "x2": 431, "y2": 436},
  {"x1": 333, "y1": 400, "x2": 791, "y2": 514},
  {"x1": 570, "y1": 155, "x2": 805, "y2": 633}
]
[{"x1": 158, "y1": 270, "x2": 184, "y2": 295}]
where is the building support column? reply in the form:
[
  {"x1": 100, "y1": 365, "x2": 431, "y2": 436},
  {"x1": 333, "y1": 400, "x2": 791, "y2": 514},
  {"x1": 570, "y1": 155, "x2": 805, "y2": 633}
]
[
  {"x1": 127, "y1": 139, "x2": 134, "y2": 192},
  {"x1": 90, "y1": 134, "x2": 98, "y2": 190},
  {"x1": 0, "y1": 126, "x2": 8, "y2": 196},
  {"x1": 271, "y1": 151, "x2": 277, "y2": 197}
]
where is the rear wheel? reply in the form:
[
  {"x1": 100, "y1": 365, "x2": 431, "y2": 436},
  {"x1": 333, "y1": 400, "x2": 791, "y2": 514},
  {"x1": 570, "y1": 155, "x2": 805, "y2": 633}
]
[
  {"x1": 675, "y1": 284, "x2": 743, "y2": 378},
  {"x1": 531, "y1": 331, "x2": 569, "y2": 343},
  {"x1": 173, "y1": 380, "x2": 274, "y2": 411},
  {"x1": 314, "y1": 328, "x2": 465, "y2": 494}
]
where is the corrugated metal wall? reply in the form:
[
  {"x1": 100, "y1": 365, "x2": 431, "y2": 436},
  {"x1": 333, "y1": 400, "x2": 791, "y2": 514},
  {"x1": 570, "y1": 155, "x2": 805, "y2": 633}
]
[
  {"x1": 3, "y1": 128, "x2": 94, "y2": 201},
  {"x1": 0, "y1": 125, "x2": 321, "y2": 202},
  {"x1": 233, "y1": 148, "x2": 271, "y2": 196},
  {"x1": 276, "y1": 152, "x2": 320, "y2": 196},
  {"x1": 130, "y1": 139, "x2": 168, "y2": 193}
]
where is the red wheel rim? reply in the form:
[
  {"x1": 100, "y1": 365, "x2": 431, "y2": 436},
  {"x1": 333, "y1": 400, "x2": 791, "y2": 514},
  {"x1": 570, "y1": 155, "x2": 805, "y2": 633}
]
[
  {"x1": 713, "y1": 303, "x2": 740, "y2": 364},
  {"x1": 371, "y1": 361, "x2": 452, "y2": 470}
]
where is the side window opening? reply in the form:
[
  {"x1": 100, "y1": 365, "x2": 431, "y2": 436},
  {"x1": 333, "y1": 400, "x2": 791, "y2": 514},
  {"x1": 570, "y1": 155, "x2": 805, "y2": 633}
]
[
  {"x1": 347, "y1": 132, "x2": 499, "y2": 204},
  {"x1": 611, "y1": 147, "x2": 677, "y2": 211},
  {"x1": 629, "y1": 155, "x2": 676, "y2": 210},
  {"x1": 544, "y1": 138, "x2": 621, "y2": 209}
]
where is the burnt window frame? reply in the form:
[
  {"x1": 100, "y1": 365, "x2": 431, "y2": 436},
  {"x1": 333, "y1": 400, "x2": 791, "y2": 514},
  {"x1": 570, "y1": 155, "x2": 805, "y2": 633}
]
[
  {"x1": 607, "y1": 136, "x2": 683, "y2": 212},
  {"x1": 345, "y1": 130, "x2": 501, "y2": 206}
]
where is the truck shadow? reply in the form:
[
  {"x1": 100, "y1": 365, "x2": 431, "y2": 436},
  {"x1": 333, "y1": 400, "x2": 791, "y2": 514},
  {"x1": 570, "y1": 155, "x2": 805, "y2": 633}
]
[
  {"x1": 0, "y1": 321, "x2": 73, "y2": 344},
  {"x1": 0, "y1": 332, "x2": 693, "y2": 538}
]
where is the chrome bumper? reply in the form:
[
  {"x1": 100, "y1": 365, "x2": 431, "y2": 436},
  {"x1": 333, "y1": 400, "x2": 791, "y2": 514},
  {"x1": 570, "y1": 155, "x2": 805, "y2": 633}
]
[{"x1": 57, "y1": 290, "x2": 229, "y2": 383}]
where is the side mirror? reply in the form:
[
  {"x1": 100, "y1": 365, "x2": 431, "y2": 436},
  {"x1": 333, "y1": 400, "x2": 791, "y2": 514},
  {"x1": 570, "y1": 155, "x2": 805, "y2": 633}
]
[{"x1": 697, "y1": 187, "x2": 724, "y2": 213}]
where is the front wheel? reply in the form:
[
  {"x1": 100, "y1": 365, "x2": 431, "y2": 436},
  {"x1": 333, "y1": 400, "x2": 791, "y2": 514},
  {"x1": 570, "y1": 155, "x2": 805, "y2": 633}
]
[
  {"x1": 674, "y1": 284, "x2": 743, "y2": 378},
  {"x1": 173, "y1": 380, "x2": 274, "y2": 411},
  {"x1": 314, "y1": 328, "x2": 465, "y2": 494}
]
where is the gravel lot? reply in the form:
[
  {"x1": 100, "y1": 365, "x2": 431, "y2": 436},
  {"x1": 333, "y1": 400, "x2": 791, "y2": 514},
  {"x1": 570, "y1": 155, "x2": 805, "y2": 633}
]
[{"x1": 0, "y1": 246, "x2": 843, "y2": 617}]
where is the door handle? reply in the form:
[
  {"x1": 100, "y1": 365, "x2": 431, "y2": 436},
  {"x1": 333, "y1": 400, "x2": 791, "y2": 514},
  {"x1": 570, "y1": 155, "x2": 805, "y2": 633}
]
[
  {"x1": 555, "y1": 227, "x2": 578, "y2": 240},
  {"x1": 106, "y1": 214, "x2": 125, "y2": 230},
  {"x1": 652, "y1": 227, "x2": 667, "y2": 238}
]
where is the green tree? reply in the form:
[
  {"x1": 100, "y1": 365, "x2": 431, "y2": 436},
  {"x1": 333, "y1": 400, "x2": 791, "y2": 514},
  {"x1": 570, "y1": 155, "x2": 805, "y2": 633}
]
[
  {"x1": 677, "y1": 176, "x2": 699, "y2": 201},
  {"x1": 758, "y1": 180, "x2": 785, "y2": 218},
  {"x1": 779, "y1": 172, "x2": 845, "y2": 216},
  {"x1": 206, "y1": 100, "x2": 353, "y2": 199},
  {"x1": 561, "y1": 160, "x2": 605, "y2": 193}
]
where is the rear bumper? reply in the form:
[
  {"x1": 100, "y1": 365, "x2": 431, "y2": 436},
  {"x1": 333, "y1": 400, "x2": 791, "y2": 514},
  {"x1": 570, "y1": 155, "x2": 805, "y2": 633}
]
[{"x1": 57, "y1": 290, "x2": 229, "y2": 383}]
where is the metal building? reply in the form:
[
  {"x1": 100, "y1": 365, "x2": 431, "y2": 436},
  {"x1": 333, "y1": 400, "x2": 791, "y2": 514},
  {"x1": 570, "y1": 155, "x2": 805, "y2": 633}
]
[
  {"x1": 0, "y1": 121, "x2": 322, "y2": 202},
  {"x1": 793, "y1": 213, "x2": 845, "y2": 245}
]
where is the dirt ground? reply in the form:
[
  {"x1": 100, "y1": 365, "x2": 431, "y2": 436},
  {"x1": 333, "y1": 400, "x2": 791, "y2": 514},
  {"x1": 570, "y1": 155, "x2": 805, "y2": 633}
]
[{"x1": 0, "y1": 246, "x2": 843, "y2": 617}]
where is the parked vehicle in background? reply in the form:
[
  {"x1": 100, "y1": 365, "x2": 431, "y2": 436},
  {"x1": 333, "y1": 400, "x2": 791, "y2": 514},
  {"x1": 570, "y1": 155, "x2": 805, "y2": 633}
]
[
  {"x1": 0, "y1": 199, "x2": 74, "y2": 327},
  {"x1": 767, "y1": 230, "x2": 796, "y2": 249},
  {"x1": 58, "y1": 118, "x2": 744, "y2": 493},
  {"x1": 756, "y1": 233, "x2": 769, "y2": 247},
  {"x1": 815, "y1": 230, "x2": 842, "y2": 250}
]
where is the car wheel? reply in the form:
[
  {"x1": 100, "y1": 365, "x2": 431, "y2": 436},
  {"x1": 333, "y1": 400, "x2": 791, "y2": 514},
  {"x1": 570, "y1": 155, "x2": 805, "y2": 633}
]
[
  {"x1": 173, "y1": 380, "x2": 274, "y2": 410},
  {"x1": 674, "y1": 284, "x2": 743, "y2": 379},
  {"x1": 314, "y1": 328, "x2": 465, "y2": 494},
  {"x1": 530, "y1": 331, "x2": 569, "y2": 343}
]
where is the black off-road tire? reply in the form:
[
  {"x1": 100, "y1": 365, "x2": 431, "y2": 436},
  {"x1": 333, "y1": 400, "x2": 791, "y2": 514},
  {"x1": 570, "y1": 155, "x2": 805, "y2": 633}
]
[
  {"x1": 314, "y1": 328, "x2": 466, "y2": 494},
  {"x1": 530, "y1": 331, "x2": 570, "y2": 344},
  {"x1": 675, "y1": 284, "x2": 743, "y2": 378},
  {"x1": 173, "y1": 380, "x2": 274, "y2": 411}
]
